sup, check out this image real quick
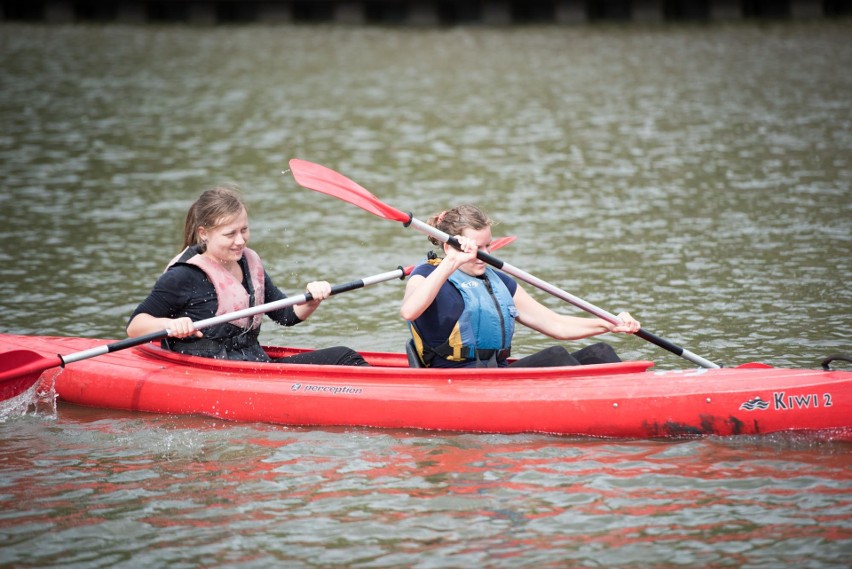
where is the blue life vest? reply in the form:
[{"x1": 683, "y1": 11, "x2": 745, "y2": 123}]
[{"x1": 411, "y1": 263, "x2": 517, "y2": 366}]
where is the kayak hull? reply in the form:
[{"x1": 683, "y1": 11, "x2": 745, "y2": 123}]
[{"x1": 3, "y1": 334, "x2": 851, "y2": 439}]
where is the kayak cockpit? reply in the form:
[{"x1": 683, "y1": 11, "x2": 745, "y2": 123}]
[{"x1": 134, "y1": 341, "x2": 656, "y2": 378}]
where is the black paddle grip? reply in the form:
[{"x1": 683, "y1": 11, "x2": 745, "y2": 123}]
[
  {"x1": 636, "y1": 329, "x2": 685, "y2": 357},
  {"x1": 329, "y1": 280, "x2": 366, "y2": 297},
  {"x1": 445, "y1": 235, "x2": 506, "y2": 269},
  {"x1": 106, "y1": 330, "x2": 169, "y2": 354}
]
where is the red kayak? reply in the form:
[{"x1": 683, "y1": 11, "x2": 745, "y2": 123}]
[{"x1": 2, "y1": 333, "x2": 850, "y2": 440}]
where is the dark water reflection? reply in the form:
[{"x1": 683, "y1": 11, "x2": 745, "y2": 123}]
[
  {"x1": 2, "y1": 408, "x2": 851, "y2": 568},
  {"x1": 1, "y1": 21, "x2": 851, "y2": 567}
]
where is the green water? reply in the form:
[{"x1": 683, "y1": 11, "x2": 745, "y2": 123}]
[
  {"x1": 2, "y1": 22, "x2": 850, "y2": 369},
  {"x1": 0, "y1": 21, "x2": 850, "y2": 567}
]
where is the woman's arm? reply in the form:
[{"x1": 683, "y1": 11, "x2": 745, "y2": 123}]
[
  {"x1": 400, "y1": 236, "x2": 478, "y2": 322},
  {"x1": 127, "y1": 313, "x2": 202, "y2": 339},
  {"x1": 293, "y1": 280, "x2": 331, "y2": 321},
  {"x1": 399, "y1": 262, "x2": 456, "y2": 322},
  {"x1": 513, "y1": 285, "x2": 640, "y2": 340},
  {"x1": 259, "y1": 271, "x2": 331, "y2": 326},
  {"x1": 126, "y1": 267, "x2": 203, "y2": 339}
]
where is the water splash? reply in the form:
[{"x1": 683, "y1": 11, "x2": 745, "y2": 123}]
[{"x1": 0, "y1": 369, "x2": 58, "y2": 422}]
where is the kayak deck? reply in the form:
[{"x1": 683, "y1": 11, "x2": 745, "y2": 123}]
[{"x1": 3, "y1": 334, "x2": 850, "y2": 440}]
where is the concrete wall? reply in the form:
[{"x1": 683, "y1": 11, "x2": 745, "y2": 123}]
[{"x1": 1, "y1": 0, "x2": 848, "y2": 25}]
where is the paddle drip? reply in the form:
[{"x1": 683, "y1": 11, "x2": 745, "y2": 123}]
[{"x1": 0, "y1": 368, "x2": 58, "y2": 422}]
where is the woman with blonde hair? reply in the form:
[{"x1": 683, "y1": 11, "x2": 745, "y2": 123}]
[{"x1": 128, "y1": 185, "x2": 368, "y2": 366}]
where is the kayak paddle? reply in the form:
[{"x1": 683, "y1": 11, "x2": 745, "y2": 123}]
[
  {"x1": 0, "y1": 266, "x2": 400, "y2": 402},
  {"x1": 288, "y1": 158, "x2": 721, "y2": 369},
  {"x1": 0, "y1": 237, "x2": 516, "y2": 403}
]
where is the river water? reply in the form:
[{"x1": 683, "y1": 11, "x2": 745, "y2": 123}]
[{"x1": 1, "y1": 21, "x2": 850, "y2": 568}]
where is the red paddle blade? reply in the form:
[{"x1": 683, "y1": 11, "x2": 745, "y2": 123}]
[
  {"x1": 490, "y1": 235, "x2": 516, "y2": 250},
  {"x1": 735, "y1": 362, "x2": 774, "y2": 369},
  {"x1": 0, "y1": 350, "x2": 62, "y2": 401},
  {"x1": 288, "y1": 159, "x2": 411, "y2": 224}
]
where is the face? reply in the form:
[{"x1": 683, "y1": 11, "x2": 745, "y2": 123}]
[
  {"x1": 455, "y1": 226, "x2": 493, "y2": 277},
  {"x1": 199, "y1": 207, "x2": 249, "y2": 264}
]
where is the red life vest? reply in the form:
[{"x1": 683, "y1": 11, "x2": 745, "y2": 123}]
[{"x1": 167, "y1": 247, "x2": 266, "y2": 330}]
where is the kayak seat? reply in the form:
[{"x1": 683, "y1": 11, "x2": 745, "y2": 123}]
[{"x1": 405, "y1": 339, "x2": 425, "y2": 368}]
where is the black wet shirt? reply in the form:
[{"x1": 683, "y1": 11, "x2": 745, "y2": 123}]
[{"x1": 130, "y1": 264, "x2": 302, "y2": 328}]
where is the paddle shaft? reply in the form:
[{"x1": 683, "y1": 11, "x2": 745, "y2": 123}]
[
  {"x1": 405, "y1": 218, "x2": 720, "y2": 369},
  {"x1": 60, "y1": 267, "x2": 408, "y2": 366},
  {"x1": 287, "y1": 158, "x2": 719, "y2": 368},
  {"x1": 1, "y1": 227, "x2": 521, "y2": 401},
  {"x1": 0, "y1": 267, "x2": 396, "y2": 400}
]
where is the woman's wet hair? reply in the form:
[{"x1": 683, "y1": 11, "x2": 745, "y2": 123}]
[
  {"x1": 182, "y1": 184, "x2": 246, "y2": 251},
  {"x1": 426, "y1": 204, "x2": 495, "y2": 247}
]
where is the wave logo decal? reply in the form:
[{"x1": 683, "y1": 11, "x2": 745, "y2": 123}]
[{"x1": 739, "y1": 396, "x2": 770, "y2": 411}]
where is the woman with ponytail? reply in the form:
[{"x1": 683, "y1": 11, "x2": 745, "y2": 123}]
[
  {"x1": 400, "y1": 204, "x2": 640, "y2": 368},
  {"x1": 127, "y1": 185, "x2": 368, "y2": 366}
]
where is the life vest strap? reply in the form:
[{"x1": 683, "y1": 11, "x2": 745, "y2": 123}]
[{"x1": 420, "y1": 343, "x2": 511, "y2": 366}]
